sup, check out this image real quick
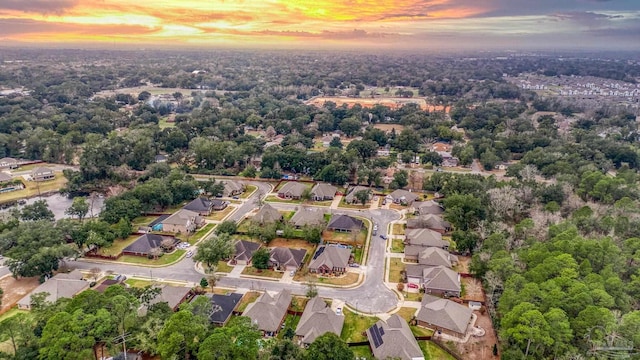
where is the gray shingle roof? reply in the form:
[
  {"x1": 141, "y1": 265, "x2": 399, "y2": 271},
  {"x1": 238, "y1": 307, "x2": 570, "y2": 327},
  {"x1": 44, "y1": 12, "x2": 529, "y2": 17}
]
[
  {"x1": 417, "y1": 295, "x2": 473, "y2": 335},
  {"x1": 413, "y1": 200, "x2": 444, "y2": 215},
  {"x1": 234, "y1": 240, "x2": 261, "y2": 262},
  {"x1": 289, "y1": 208, "x2": 325, "y2": 227},
  {"x1": 269, "y1": 247, "x2": 307, "y2": 268},
  {"x1": 278, "y1": 182, "x2": 307, "y2": 197},
  {"x1": 31, "y1": 167, "x2": 53, "y2": 176},
  {"x1": 252, "y1": 204, "x2": 282, "y2": 224},
  {"x1": 405, "y1": 228, "x2": 447, "y2": 248},
  {"x1": 207, "y1": 293, "x2": 243, "y2": 325},
  {"x1": 418, "y1": 247, "x2": 454, "y2": 268},
  {"x1": 344, "y1": 186, "x2": 371, "y2": 203},
  {"x1": 183, "y1": 197, "x2": 213, "y2": 212},
  {"x1": 310, "y1": 183, "x2": 337, "y2": 200},
  {"x1": 366, "y1": 314, "x2": 424, "y2": 360},
  {"x1": 162, "y1": 209, "x2": 202, "y2": 226},
  {"x1": 243, "y1": 289, "x2": 292, "y2": 333},
  {"x1": 295, "y1": 296, "x2": 345, "y2": 344},
  {"x1": 388, "y1": 189, "x2": 419, "y2": 205},
  {"x1": 148, "y1": 285, "x2": 192, "y2": 310},
  {"x1": 327, "y1": 214, "x2": 363, "y2": 231},
  {"x1": 223, "y1": 181, "x2": 244, "y2": 196},
  {"x1": 423, "y1": 266, "x2": 461, "y2": 294},
  {"x1": 308, "y1": 245, "x2": 351, "y2": 272},
  {"x1": 17, "y1": 275, "x2": 89, "y2": 308},
  {"x1": 0, "y1": 172, "x2": 12, "y2": 182},
  {"x1": 406, "y1": 214, "x2": 450, "y2": 231},
  {"x1": 124, "y1": 234, "x2": 177, "y2": 255}
]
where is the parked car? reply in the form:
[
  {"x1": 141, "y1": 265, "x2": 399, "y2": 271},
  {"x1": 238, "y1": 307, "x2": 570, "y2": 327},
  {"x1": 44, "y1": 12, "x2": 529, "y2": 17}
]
[
  {"x1": 408, "y1": 283, "x2": 419, "y2": 289},
  {"x1": 289, "y1": 270, "x2": 295, "y2": 276},
  {"x1": 186, "y1": 251, "x2": 194, "y2": 258},
  {"x1": 349, "y1": 263, "x2": 359, "y2": 267},
  {"x1": 232, "y1": 196, "x2": 239, "y2": 199},
  {"x1": 379, "y1": 235, "x2": 388, "y2": 240},
  {"x1": 336, "y1": 307, "x2": 342, "y2": 315}
]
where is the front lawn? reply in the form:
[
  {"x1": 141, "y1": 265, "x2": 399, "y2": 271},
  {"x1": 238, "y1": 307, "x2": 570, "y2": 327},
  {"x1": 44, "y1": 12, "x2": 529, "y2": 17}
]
[
  {"x1": 206, "y1": 206, "x2": 235, "y2": 221},
  {"x1": 241, "y1": 267, "x2": 283, "y2": 279},
  {"x1": 389, "y1": 258, "x2": 405, "y2": 283},
  {"x1": 392, "y1": 223, "x2": 405, "y2": 235},
  {"x1": 265, "y1": 195, "x2": 303, "y2": 204},
  {"x1": 118, "y1": 250, "x2": 186, "y2": 265},
  {"x1": 124, "y1": 278, "x2": 154, "y2": 288},
  {"x1": 215, "y1": 260, "x2": 234, "y2": 273},
  {"x1": 396, "y1": 307, "x2": 417, "y2": 322},
  {"x1": 404, "y1": 292, "x2": 423, "y2": 302},
  {"x1": 323, "y1": 228, "x2": 368, "y2": 245},
  {"x1": 338, "y1": 200, "x2": 370, "y2": 209},
  {"x1": 240, "y1": 185, "x2": 257, "y2": 199},
  {"x1": 391, "y1": 239, "x2": 405, "y2": 253},
  {"x1": 189, "y1": 223, "x2": 215, "y2": 244},
  {"x1": 316, "y1": 272, "x2": 359, "y2": 286},
  {"x1": 341, "y1": 309, "x2": 379, "y2": 343}
]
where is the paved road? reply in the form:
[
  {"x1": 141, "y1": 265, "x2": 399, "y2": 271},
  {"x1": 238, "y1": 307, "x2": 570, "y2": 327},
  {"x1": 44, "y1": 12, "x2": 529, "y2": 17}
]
[{"x1": 71, "y1": 180, "x2": 402, "y2": 314}]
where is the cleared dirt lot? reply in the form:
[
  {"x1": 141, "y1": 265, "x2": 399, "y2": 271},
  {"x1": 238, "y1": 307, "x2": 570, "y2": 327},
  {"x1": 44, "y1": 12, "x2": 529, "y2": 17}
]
[
  {"x1": 0, "y1": 275, "x2": 40, "y2": 314},
  {"x1": 455, "y1": 311, "x2": 499, "y2": 360},
  {"x1": 306, "y1": 96, "x2": 428, "y2": 110}
]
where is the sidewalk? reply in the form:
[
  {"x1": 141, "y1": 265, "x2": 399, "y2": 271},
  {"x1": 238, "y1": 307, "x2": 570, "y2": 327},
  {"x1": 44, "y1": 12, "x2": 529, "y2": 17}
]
[{"x1": 228, "y1": 264, "x2": 245, "y2": 278}]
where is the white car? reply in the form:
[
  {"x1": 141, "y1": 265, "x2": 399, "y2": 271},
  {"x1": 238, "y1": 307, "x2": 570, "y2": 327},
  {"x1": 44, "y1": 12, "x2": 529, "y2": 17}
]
[
  {"x1": 186, "y1": 251, "x2": 193, "y2": 258},
  {"x1": 336, "y1": 307, "x2": 342, "y2": 315}
]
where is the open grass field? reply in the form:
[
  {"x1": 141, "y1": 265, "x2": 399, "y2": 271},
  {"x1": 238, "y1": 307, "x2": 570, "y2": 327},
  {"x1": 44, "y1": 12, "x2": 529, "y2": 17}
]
[
  {"x1": 316, "y1": 272, "x2": 359, "y2": 286},
  {"x1": 237, "y1": 291, "x2": 260, "y2": 313},
  {"x1": 241, "y1": 185, "x2": 257, "y2": 199},
  {"x1": 0, "y1": 174, "x2": 67, "y2": 203},
  {"x1": 389, "y1": 258, "x2": 405, "y2": 283},
  {"x1": 118, "y1": 250, "x2": 186, "y2": 265},
  {"x1": 341, "y1": 309, "x2": 379, "y2": 343}
]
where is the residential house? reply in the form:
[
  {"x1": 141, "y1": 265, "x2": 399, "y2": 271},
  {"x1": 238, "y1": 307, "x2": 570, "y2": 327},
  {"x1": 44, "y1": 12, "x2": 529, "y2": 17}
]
[
  {"x1": 289, "y1": 208, "x2": 326, "y2": 228},
  {"x1": 438, "y1": 152, "x2": 459, "y2": 167},
  {"x1": 495, "y1": 162, "x2": 511, "y2": 170},
  {"x1": 422, "y1": 265, "x2": 461, "y2": 297},
  {"x1": 233, "y1": 240, "x2": 261, "y2": 265},
  {"x1": 344, "y1": 186, "x2": 371, "y2": 204},
  {"x1": 327, "y1": 214, "x2": 363, "y2": 232},
  {"x1": 308, "y1": 245, "x2": 352, "y2": 275},
  {"x1": 404, "y1": 228, "x2": 448, "y2": 249},
  {"x1": 269, "y1": 247, "x2": 307, "y2": 271},
  {"x1": 417, "y1": 247, "x2": 457, "y2": 268},
  {"x1": 211, "y1": 199, "x2": 228, "y2": 211},
  {"x1": 17, "y1": 271, "x2": 90, "y2": 310},
  {"x1": 0, "y1": 172, "x2": 23, "y2": 193},
  {"x1": 310, "y1": 183, "x2": 337, "y2": 201},
  {"x1": 183, "y1": 197, "x2": 214, "y2": 216},
  {"x1": 123, "y1": 234, "x2": 179, "y2": 257},
  {"x1": 252, "y1": 204, "x2": 283, "y2": 224},
  {"x1": 161, "y1": 209, "x2": 204, "y2": 234},
  {"x1": 386, "y1": 189, "x2": 419, "y2": 206},
  {"x1": 0, "y1": 157, "x2": 18, "y2": 169},
  {"x1": 205, "y1": 293, "x2": 243, "y2": 326},
  {"x1": 416, "y1": 295, "x2": 473, "y2": 338},
  {"x1": 277, "y1": 182, "x2": 308, "y2": 199},
  {"x1": 366, "y1": 314, "x2": 424, "y2": 360},
  {"x1": 154, "y1": 154, "x2": 168, "y2": 163},
  {"x1": 31, "y1": 167, "x2": 55, "y2": 182},
  {"x1": 223, "y1": 181, "x2": 244, "y2": 197},
  {"x1": 376, "y1": 144, "x2": 391, "y2": 157},
  {"x1": 243, "y1": 289, "x2": 292, "y2": 336},
  {"x1": 406, "y1": 214, "x2": 451, "y2": 234},
  {"x1": 138, "y1": 284, "x2": 193, "y2": 315},
  {"x1": 412, "y1": 200, "x2": 444, "y2": 216},
  {"x1": 295, "y1": 296, "x2": 345, "y2": 346}
]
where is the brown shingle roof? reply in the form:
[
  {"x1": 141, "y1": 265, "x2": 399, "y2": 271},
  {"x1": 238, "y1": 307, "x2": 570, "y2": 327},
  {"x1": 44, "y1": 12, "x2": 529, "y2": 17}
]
[
  {"x1": 243, "y1": 289, "x2": 292, "y2": 333},
  {"x1": 295, "y1": 296, "x2": 344, "y2": 344},
  {"x1": 416, "y1": 295, "x2": 472, "y2": 335},
  {"x1": 366, "y1": 314, "x2": 424, "y2": 360}
]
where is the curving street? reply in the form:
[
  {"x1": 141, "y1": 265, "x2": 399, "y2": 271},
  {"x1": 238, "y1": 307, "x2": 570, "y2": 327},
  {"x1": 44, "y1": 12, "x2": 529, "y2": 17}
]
[{"x1": 71, "y1": 180, "x2": 403, "y2": 314}]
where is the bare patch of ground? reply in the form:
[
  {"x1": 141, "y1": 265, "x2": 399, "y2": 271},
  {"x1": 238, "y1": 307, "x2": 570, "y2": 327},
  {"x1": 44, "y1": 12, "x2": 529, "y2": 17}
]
[
  {"x1": 455, "y1": 311, "x2": 499, "y2": 360},
  {"x1": 0, "y1": 276, "x2": 40, "y2": 314}
]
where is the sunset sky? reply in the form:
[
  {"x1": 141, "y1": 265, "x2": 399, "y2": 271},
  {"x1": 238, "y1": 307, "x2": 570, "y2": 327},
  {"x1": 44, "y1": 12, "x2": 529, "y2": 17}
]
[{"x1": 0, "y1": 0, "x2": 638, "y2": 50}]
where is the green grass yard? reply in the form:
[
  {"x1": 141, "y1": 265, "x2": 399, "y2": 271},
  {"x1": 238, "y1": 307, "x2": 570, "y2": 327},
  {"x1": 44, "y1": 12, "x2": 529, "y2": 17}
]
[
  {"x1": 341, "y1": 309, "x2": 379, "y2": 343},
  {"x1": 389, "y1": 258, "x2": 405, "y2": 283},
  {"x1": 118, "y1": 250, "x2": 186, "y2": 265},
  {"x1": 391, "y1": 239, "x2": 405, "y2": 253}
]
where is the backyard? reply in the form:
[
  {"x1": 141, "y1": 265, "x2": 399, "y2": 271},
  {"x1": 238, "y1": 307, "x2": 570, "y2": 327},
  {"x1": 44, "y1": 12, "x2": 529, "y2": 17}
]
[
  {"x1": 96, "y1": 235, "x2": 140, "y2": 256},
  {"x1": 0, "y1": 276, "x2": 40, "y2": 315},
  {"x1": 277, "y1": 313, "x2": 301, "y2": 339},
  {"x1": 341, "y1": 309, "x2": 379, "y2": 343}
]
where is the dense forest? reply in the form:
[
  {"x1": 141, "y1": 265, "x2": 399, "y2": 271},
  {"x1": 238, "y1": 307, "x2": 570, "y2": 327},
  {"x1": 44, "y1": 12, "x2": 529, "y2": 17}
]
[{"x1": 1, "y1": 48, "x2": 640, "y2": 359}]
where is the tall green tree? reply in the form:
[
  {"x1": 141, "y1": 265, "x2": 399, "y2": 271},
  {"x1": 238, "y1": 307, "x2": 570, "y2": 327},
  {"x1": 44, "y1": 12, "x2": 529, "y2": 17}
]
[
  {"x1": 198, "y1": 317, "x2": 261, "y2": 360},
  {"x1": 158, "y1": 310, "x2": 208, "y2": 360},
  {"x1": 252, "y1": 247, "x2": 271, "y2": 270},
  {"x1": 194, "y1": 233, "x2": 234, "y2": 268},
  {"x1": 65, "y1": 197, "x2": 89, "y2": 222},
  {"x1": 304, "y1": 333, "x2": 354, "y2": 360},
  {"x1": 20, "y1": 200, "x2": 55, "y2": 222}
]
